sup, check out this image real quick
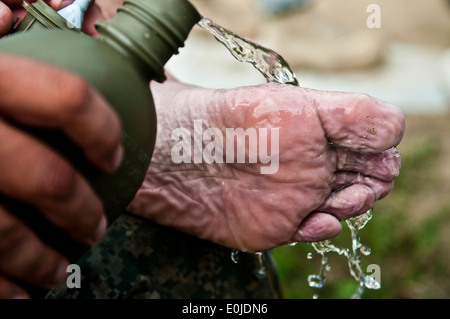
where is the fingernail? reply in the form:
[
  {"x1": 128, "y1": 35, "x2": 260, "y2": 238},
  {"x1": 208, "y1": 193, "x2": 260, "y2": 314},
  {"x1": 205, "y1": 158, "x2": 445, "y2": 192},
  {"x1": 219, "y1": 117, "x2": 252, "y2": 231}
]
[
  {"x1": 90, "y1": 215, "x2": 107, "y2": 244},
  {"x1": 109, "y1": 144, "x2": 124, "y2": 171}
]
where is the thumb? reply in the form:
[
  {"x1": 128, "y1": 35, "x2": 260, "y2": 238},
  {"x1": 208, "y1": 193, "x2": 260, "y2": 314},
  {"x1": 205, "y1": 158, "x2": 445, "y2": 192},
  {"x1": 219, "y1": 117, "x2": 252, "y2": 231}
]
[
  {"x1": 82, "y1": 2, "x2": 105, "y2": 36},
  {"x1": 313, "y1": 89, "x2": 405, "y2": 153},
  {"x1": 0, "y1": 1, "x2": 13, "y2": 36}
]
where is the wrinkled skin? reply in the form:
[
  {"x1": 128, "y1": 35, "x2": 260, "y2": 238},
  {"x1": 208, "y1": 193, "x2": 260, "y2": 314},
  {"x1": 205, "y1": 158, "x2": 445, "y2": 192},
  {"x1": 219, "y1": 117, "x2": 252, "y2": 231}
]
[{"x1": 129, "y1": 79, "x2": 405, "y2": 253}]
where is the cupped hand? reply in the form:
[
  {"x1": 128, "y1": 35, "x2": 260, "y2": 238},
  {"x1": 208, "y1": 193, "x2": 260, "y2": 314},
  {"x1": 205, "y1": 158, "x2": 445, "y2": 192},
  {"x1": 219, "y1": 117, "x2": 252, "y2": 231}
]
[{"x1": 128, "y1": 79, "x2": 405, "y2": 253}]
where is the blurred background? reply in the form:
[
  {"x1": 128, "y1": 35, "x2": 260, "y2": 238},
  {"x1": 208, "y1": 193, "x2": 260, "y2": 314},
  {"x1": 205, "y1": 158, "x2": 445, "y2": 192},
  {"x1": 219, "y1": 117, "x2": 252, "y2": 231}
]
[{"x1": 164, "y1": 0, "x2": 450, "y2": 298}]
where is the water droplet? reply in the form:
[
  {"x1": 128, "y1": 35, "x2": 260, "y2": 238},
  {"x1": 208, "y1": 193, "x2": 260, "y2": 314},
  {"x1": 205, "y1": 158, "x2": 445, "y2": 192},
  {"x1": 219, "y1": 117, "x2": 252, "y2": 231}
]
[
  {"x1": 360, "y1": 245, "x2": 371, "y2": 256},
  {"x1": 352, "y1": 283, "x2": 366, "y2": 299},
  {"x1": 312, "y1": 294, "x2": 319, "y2": 299},
  {"x1": 364, "y1": 275, "x2": 381, "y2": 290},
  {"x1": 392, "y1": 146, "x2": 401, "y2": 158},
  {"x1": 254, "y1": 252, "x2": 266, "y2": 279},
  {"x1": 307, "y1": 252, "x2": 313, "y2": 260},
  {"x1": 288, "y1": 242, "x2": 297, "y2": 247},
  {"x1": 307, "y1": 274, "x2": 325, "y2": 288},
  {"x1": 255, "y1": 268, "x2": 266, "y2": 279},
  {"x1": 231, "y1": 249, "x2": 240, "y2": 264}
]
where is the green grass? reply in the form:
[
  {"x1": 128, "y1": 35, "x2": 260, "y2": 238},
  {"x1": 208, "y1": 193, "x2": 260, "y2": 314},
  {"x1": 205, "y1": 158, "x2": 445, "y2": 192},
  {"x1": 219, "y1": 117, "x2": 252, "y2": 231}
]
[{"x1": 272, "y1": 137, "x2": 450, "y2": 299}]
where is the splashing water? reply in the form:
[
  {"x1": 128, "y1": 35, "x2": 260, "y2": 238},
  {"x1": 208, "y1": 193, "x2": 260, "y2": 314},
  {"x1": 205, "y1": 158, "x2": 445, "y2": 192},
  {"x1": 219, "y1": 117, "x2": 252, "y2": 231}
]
[
  {"x1": 231, "y1": 249, "x2": 240, "y2": 264},
  {"x1": 199, "y1": 17, "x2": 381, "y2": 297},
  {"x1": 198, "y1": 18, "x2": 299, "y2": 86},
  {"x1": 231, "y1": 249, "x2": 267, "y2": 279},
  {"x1": 307, "y1": 210, "x2": 381, "y2": 298}
]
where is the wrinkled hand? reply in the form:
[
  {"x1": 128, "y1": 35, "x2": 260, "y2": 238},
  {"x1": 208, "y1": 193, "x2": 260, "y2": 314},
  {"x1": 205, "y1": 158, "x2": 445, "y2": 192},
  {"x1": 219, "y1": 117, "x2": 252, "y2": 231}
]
[
  {"x1": 129, "y1": 79, "x2": 405, "y2": 253},
  {"x1": 0, "y1": 2, "x2": 123, "y2": 299}
]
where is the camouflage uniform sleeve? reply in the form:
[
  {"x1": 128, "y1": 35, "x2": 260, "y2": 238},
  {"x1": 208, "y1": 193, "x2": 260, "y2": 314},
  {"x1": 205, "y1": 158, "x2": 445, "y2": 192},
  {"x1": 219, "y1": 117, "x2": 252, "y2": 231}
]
[{"x1": 46, "y1": 213, "x2": 283, "y2": 299}]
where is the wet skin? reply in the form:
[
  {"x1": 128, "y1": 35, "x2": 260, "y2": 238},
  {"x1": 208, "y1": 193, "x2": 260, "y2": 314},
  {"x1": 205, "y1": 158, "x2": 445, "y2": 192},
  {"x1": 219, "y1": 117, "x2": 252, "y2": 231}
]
[{"x1": 129, "y1": 79, "x2": 405, "y2": 253}]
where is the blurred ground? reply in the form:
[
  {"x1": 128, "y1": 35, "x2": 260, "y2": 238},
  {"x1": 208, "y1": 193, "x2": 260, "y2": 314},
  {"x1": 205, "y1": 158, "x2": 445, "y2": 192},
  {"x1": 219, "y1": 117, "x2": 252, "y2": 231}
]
[
  {"x1": 168, "y1": 0, "x2": 450, "y2": 113},
  {"x1": 164, "y1": 0, "x2": 450, "y2": 299}
]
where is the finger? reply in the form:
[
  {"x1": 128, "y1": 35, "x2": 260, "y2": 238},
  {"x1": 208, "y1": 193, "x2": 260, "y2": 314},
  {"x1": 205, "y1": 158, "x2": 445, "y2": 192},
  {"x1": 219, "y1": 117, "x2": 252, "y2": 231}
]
[
  {"x1": 2, "y1": 0, "x2": 60, "y2": 9},
  {"x1": 4, "y1": 1, "x2": 68, "y2": 22},
  {"x1": 82, "y1": 1, "x2": 103, "y2": 36},
  {"x1": 7, "y1": 1, "x2": 98, "y2": 34},
  {"x1": 1, "y1": 0, "x2": 26, "y2": 6},
  {"x1": 0, "y1": 205, "x2": 69, "y2": 290},
  {"x1": 334, "y1": 146, "x2": 401, "y2": 182},
  {"x1": 313, "y1": 89, "x2": 405, "y2": 152},
  {"x1": 29, "y1": 1, "x2": 73, "y2": 10},
  {"x1": 0, "y1": 54, "x2": 123, "y2": 172},
  {"x1": 0, "y1": 119, "x2": 107, "y2": 245},
  {"x1": 0, "y1": 276, "x2": 29, "y2": 299},
  {"x1": 293, "y1": 212, "x2": 342, "y2": 243},
  {"x1": 317, "y1": 184, "x2": 376, "y2": 220},
  {"x1": 331, "y1": 171, "x2": 394, "y2": 200},
  {"x1": 0, "y1": 2, "x2": 13, "y2": 36}
]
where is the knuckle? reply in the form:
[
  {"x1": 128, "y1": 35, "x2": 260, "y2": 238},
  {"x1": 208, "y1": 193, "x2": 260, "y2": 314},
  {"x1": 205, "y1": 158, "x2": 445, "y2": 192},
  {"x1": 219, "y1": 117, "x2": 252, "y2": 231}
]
[
  {"x1": 31, "y1": 259, "x2": 64, "y2": 288},
  {"x1": 56, "y1": 74, "x2": 92, "y2": 118},
  {"x1": 357, "y1": 187, "x2": 375, "y2": 211},
  {"x1": 36, "y1": 155, "x2": 78, "y2": 201},
  {"x1": 77, "y1": 199, "x2": 104, "y2": 234},
  {"x1": 103, "y1": 127, "x2": 122, "y2": 156},
  {"x1": 0, "y1": 214, "x2": 28, "y2": 256}
]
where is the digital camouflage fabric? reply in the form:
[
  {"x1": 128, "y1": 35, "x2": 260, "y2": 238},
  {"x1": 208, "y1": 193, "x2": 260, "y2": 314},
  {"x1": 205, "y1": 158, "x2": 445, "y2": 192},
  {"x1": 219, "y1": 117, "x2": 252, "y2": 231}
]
[{"x1": 46, "y1": 213, "x2": 283, "y2": 299}]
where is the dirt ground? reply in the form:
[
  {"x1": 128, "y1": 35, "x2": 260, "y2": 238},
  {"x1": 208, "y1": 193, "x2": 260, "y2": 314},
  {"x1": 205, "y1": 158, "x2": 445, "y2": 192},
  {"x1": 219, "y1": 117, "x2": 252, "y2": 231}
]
[{"x1": 398, "y1": 113, "x2": 450, "y2": 219}]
